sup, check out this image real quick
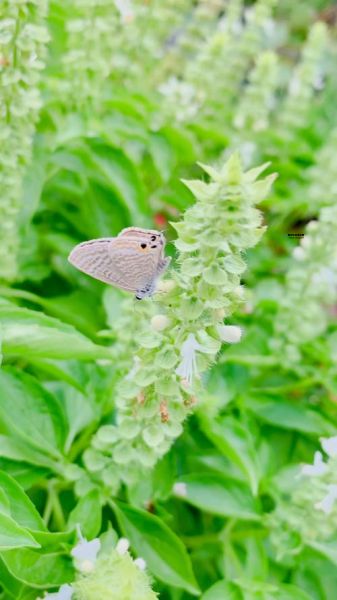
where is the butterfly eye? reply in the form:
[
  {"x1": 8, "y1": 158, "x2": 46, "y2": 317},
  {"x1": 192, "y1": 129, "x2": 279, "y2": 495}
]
[
  {"x1": 151, "y1": 235, "x2": 156, "y2": 241},
  {"x1": 140, "y1": 243, "x2": 147, "y2": 249}
]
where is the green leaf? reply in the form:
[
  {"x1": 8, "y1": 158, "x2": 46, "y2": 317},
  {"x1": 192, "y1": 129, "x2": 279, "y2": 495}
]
[
  {"x1": 202, "y1": 580, "x2": 242, "y2": 600},
  {"x1": 54, "y1": 383, "x2": 97, "y2": 454},
  {"x1": 1, "y1": 548, "x2": 74, "y2": 588},
  {"x1": 0, "y1": 460, "x2": 48, "y2": 490},
  {"x1": 31, "y1": 530, "x2": 75, "y2": 551},
  {"x1": 113, "y1": 501, "x2": 200, "y2": 595},
  {"x1": 200, "y1": 415, "x2": 261, "y2": 495},
  {"x1": 68, "y1": 489, "x2": 102, "y2": 539},
  {"x1": 0, "y1": 435, "x2": 58, "y2": 470},
  {"x1": 246, "y1": 395, "x2": 334, "y2": 435},
  {"x1": 174, "y1": 472, "x2": 260, "y2": 520},
  {"x1": 0, "y1": 557, "x2": 23, "y2": 599},
  {"x1": 308, "y1": 539, "x2": 337, "y2": 566},
  {"x1": 0, "y1": 301, "x2": 113, "y2": 361},
  {"x1": 88, "y1": 139, "x2": 148, "y2": 221},
  {"x1": 0, "y1": 370, "x2": 65, "y2": 459},
  {"x1": 0, "y1": 471, "x2": 46, "y2": 531},
  {"x1": 275, "y1": 584, "x2": 313, "y2": 600},
  {"x1": 0, "y1": 514, "x2": 40, "y2": 550}
]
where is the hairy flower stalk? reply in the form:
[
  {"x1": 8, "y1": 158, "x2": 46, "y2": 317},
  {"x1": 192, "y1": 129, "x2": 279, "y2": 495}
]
[
  {"x1": 276, "y1": 21, "x2": 328, "y2": 141},
  {"x1": 187, "y1": 0, "x2": 277, "y2": 122},
  {"x1": 308, "y1": 126, "x2": 337, "y2": 211},
  {"x1": 233, "y1": 51, "x2": 279, "y2": 133},
  {"x1": 83, "y1": 154, "x2": 276, "y2": 492},
  {"x1": 271, "y1": 206, "x2": 337, "y2": 365},
  {"x1": 268, "y1": 436, "x2": 337, "y2": 559},
  {"x1": 0, "y1": 0, "x2": 49, "y2": 280},
  {"x1": 56, "y1": 0, "x2": 121, "y2": 112}
]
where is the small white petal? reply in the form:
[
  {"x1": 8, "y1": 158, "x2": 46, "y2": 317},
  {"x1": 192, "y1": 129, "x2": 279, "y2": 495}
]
[
  {"x1": 71, "y1": 537, "x2": 101, "y2": 571},
  {"x1": 301, "y1": 451, "x2": 327, "y2": 477},
  {"x1": 116, "y1": 537, "x2": 130, "y2": 555},
  {"x1": 173, "y1": 482, "x2": 187, "y2": 498},
  {"x1": 134, "y1": 557, "x2": 147, "y2": 570},
  {"x1": 293, "y1": 247, "x2": 306, "y2": 261},
  {"x1": 151, "y1": 315, "x2": 170, "y2": 331},
  {"x1": 156, "y1": 279, "x2": 176, "y2": 293},
  {"x1": 175, "y1": 334, "x2": 204, "y2": 384},
  {"x1": 126, "y1": 356, "x2": 141, "y2": 380},
  {"x1": 321, "y1": 436, "x2": 337, "y2": 458},
  {"x1": 43, "y1": 584, "x2": 74, "y2": 600},
  {"x1": 217, "y1": 325, "x2": 242, "y2": 344},
  {"x1": 79, "y1": 559, "x2": 95, "y2": 573},
  {"x1": 301, "y1": 237, "x2": 311, "y2": 249},
  {"x1": 315, "y1": 484, "x2": 337, "y2": 514}
]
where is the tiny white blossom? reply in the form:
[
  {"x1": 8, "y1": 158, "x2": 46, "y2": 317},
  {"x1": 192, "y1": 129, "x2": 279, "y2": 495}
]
[
  {"x1": 175, "y1": 334, "x2": 204, "y2": 385},
  {"x1": 126, "y1": 356, "x2": 141, "y2": 380},
  {"x1": 151, "y1": 314, "x2": 170, "y2": 331},
  {"x1": 217, "y1": 325, "x2": 242, "y2": 344},
  {"x1": 116, "y1": 537, "x2": 130, "y2": 555},
  {"x1": 156, "y1": 279, "x2": 176, "y2": 293},
  {"x1": 71, "y1": 527, "x2": 101, "y2": 572},
  {"x1": 315, "y1": 484, "x2": 337, "y2": 514},
  {"x1": 40, "y1": 584, "x2": 73, "y2": 600},
  {"x1": 293, "y1": 247, "x2": 306, "y2": 261},
  {"x1": 301, "y1": 451, "x2": 327, "y2": 477},
  {"x1": 321, "y1": 435, "x2": 337, "y2": 458},
  {"x1": 301, "y1": 236, "x2": 311, "y2": 249},
  {"x1": 173, "y1": 482, "x2": 187, "y2": 497},
  {"x1": 134, "y1": 557, "x2": 147, "y2": 570}
]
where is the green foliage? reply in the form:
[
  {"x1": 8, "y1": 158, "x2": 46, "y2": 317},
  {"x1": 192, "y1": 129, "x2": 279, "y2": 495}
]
[{"x1": 1, "y1": 0, "x2": 337, "y2": 599}]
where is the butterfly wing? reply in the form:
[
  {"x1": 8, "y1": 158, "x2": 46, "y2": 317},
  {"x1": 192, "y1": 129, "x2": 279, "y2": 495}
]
[
  {"x1": 68, "y1": 237, "x2": 163, "y2": 293},
  {"x1": 68, "y1": 238, "x2": 135, "y2": 291}
]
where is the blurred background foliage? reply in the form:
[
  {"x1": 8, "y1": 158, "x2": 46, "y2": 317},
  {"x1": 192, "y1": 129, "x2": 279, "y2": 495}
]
[{"x1": 1, "y1": 0, "x2": 337, "y2": 598}]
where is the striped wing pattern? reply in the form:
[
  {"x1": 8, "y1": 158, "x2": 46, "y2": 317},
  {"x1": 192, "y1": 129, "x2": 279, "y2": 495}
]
[{"x1": 68, "y1": 230, "x2": 168, "y2": 297}]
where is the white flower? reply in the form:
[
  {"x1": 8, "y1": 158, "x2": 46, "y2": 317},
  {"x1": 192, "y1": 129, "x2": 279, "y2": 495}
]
[
  {"x1": 175, "y1": 334, "x2": 204, "y2": 385},
  {"x1": 114, "y1": 0, "x2": 133, "y2": 22},
  {"x1": 321, "y1": 435, "x2": 337, "y2": 458},
  {"x1": 116, "y1": 537, "x2": 130, "y2": 555},
  {"x1": 315, "y1": 485, "x2": 337, "y2": 514},
  {"x1": 293, "y1": 247, "x2": 306, "y2": 261},
  {"x1": 301, "y1": 236, "x2": 311, "y2": 249},
  {"x1": 134, "y1": 557, "x2": 147, "y2": 570},
  {"x1": 40, "y1": 584, "x2": 73, "y2": 600},
  {"x1": 301, "y1": 451, "x2": 327, "y2": 477},
  {"x1": 151, "y1": 314, "x2": 170, "y2": 331},
  {"x1": 173, "y1": 482, "x2": 187, "y2": 498},
  {"x1": 156, "y1": 279, "x2": 176, "y2": 293},
  {"x1": 126, "y1": 356, "x2": 141, "y2": 380},
  {"x1": 217, "y1": 325, "x2": 242, "y2": 344},
  {"x1": 71, "y1": 527, "x2": 101, "y2": 572}
]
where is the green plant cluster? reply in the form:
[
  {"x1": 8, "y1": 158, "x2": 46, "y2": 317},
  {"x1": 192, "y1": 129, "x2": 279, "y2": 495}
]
[{"x1": 1, "y1": 1, "x2": 337, "y2": 599}]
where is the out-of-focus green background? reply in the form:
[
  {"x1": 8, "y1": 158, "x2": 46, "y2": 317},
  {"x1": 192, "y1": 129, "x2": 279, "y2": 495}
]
[{"x1": 1, "y1": 1, "x2": 337, "y2": 598}]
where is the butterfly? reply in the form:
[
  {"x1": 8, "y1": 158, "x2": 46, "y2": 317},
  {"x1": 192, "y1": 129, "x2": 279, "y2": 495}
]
[{"x1": 68, "y1": 227, "x2": 171, "y2": 300}]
